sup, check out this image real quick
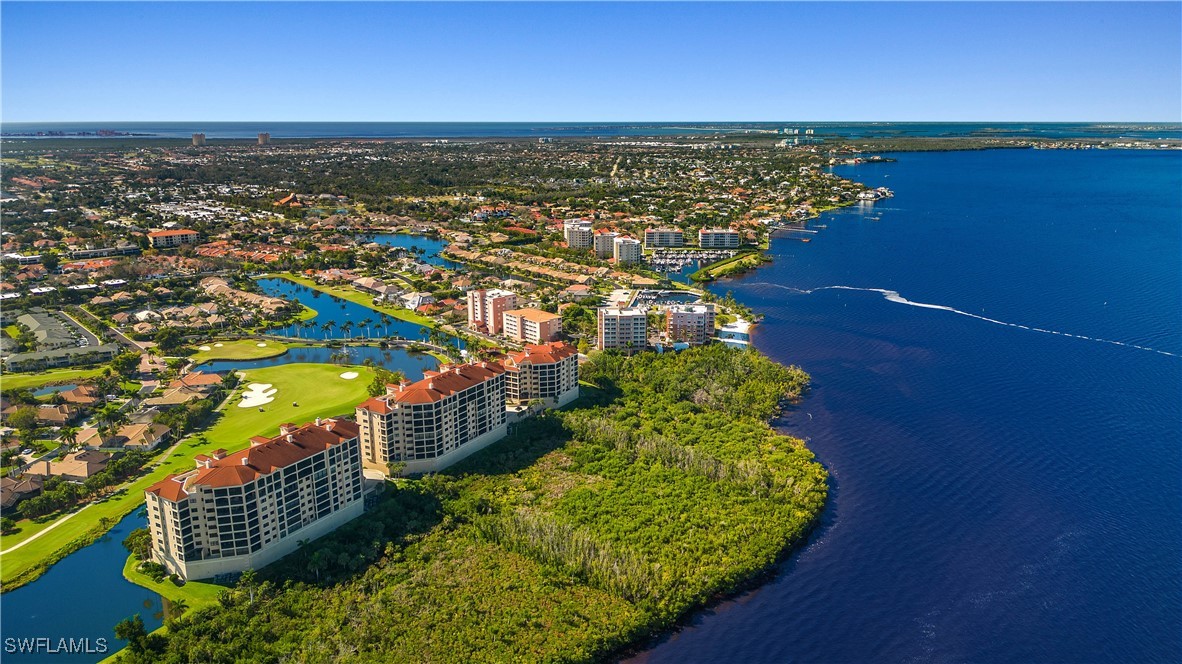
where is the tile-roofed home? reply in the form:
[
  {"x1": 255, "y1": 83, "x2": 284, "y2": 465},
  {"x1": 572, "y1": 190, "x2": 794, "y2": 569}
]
[
  {"x1": 117, "y1": 423, "x2": 171, "y2": 450},
  {"x1": 35, "y1": 404, "x2": 79, "y2": 426},
  {"x1": 0, "y1": 474, "x2": 44, "y2": 509},
  {"x1": 169, "y1": 371, "x2": 223, "y2": 390},
  {"x1": 30, "y1": 450, "x2": 112, "y2": 482},
  {"x1": 60, "y1": 384, "x2": 103, "y2": 406}
]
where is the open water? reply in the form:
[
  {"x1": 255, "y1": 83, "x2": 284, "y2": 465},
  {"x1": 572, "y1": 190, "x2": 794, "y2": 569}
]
[
  {"x1": 2, "y1": 122, "x2": 1179, "y2": 141},
  {"x1": 634, "y1": 149, "x2": 1182, "y2": 663}
]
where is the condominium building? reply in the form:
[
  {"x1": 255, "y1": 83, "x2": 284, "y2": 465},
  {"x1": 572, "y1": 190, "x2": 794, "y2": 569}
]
[
  {"x1": 665, "y1": 303, "x2": 716, "y2": 345},
  {"x1": 258, "y1": 132, "x2": 271, "y2": 145},
  {"x1": 502, "y1": 308, "x2": 563, "y2": 344},
  {"x1": 468, "y1": 288, "x2": 517, "y2": 334},
  {"x1": 563, "y1": 220, "x2": 594, "y2": 250},
  {"x1": 148, "y1": 229, "x2": 199, "y2": 249},
  {"x1": 143, "y1": 418, "x2": 364, "y2": 580},
  {"x1": 191, "y1": 133, "x2": 206, "y2": 147},
  {"x1": 613, "y1": 236, "x2": 643, "y2": 264},
  {"x1": 698, "y1": 227, "x2": 741, "y2": 248},
  {"x1": 598, "y1": 307, "x2": 647, "y2": 353},
  {"x1": 593, "y1": 231, "x2": 620, "y2": 259},
  {"x1": 355, "y1": 361, "x2": 508, "y2": 474},
  {"x1": 504, "y1": 342, "x2": 580, "y2": 407},
  {"x1": 644, "y1": 227, "x2": 684, "y2": 249}
]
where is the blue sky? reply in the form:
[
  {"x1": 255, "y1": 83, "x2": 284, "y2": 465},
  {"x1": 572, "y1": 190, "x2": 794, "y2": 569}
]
[{"x1": 2, "y1": 2, "x2": 1179, "y2": 122}]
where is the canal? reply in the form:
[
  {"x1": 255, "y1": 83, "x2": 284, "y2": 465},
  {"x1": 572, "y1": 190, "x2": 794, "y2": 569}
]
[{"x1": 1, "y1": 510, "x2": 163, "y2": 663}]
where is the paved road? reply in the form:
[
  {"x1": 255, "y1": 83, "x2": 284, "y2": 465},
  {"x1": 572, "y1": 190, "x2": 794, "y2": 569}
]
[{"x1": 69, "y1": 305, "x2": 142, "y2": 351}]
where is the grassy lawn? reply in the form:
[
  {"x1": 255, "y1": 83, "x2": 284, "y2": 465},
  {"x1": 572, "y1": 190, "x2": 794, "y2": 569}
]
[
  {"x1": 122, "y1": 554, "x2": 226, "y2": 614},
  {"x1": 189, "y1": 338, "x2": 289, "y2": 364},
  {"x1": 0, "y1": 363, "x2": 374, "y2": 589},
  {"x1": 296, "y1": 304, "x2": 318, "y2": 321},
  {"x1": 273, "y1": 273, "x2": 438, "y2": 327},
  {"x1": 1, "y1": 367, "x2": 107, "y2": 391},
  {"x1": 3, "y1": 324, "x2": 20, "y2": 339}
]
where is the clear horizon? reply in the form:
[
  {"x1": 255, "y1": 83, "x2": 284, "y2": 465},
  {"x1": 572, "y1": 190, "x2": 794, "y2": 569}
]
[{"x1": 3, "y1": 2, "x2": 1179, "y2": 123}]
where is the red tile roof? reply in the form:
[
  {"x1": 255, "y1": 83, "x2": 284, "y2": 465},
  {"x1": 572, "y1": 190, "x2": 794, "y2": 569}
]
[
  {"x1": 145, "y1": 418, "x2": 359, "y2": 501},
  {"x1": 358, "y1": 361, "x2": 506, "y2": 407},
  {"x1": 507, "y1": 341, "x2": 578, "y2": 367},
  {"x1": 148, "y1": 229, "x2": 198, "y2": 238}
]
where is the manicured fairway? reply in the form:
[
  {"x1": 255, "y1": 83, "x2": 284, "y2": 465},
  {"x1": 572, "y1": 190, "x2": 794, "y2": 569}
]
[
  {"x1": 0, "y1": 363, "x2": 374, "y2": 590},
  {"x1": 1, "y1": 367, "x2": 106, "y2": 391},
  {"x1": 189, "y1": 338, "x2": 289, "y2": 363}
]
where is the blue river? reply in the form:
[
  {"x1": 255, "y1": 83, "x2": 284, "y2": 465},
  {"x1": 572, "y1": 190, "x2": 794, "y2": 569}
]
[{"x1": 634, "y1": 149, "x2": 1182, "y2": 662}]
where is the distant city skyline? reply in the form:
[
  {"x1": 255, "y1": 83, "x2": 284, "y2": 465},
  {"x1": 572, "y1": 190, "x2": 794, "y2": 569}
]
[{"x1": 2, "y1": 1, "x2": 1179, "y2": 123}]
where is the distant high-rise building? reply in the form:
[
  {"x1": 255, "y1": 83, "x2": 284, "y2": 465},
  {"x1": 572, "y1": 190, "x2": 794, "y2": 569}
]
[
  {"x1": 598, "y1": 307, "x2": 647, "y2": 353},
  {"x1": 593, "y1": 231, "x2": 619, "y2": 259},
  {"x1": 468, "y1": 288, "x2": 517, "y2": 334},
  {"x1": 191, "y1": 133, "x2": 206, "y2": 147},
  {"x1": 613, "y1": 236, "x2": 643, "y2": 264},
  {"x1": 698, "y1": 227, "x2": 741, "y2": 248},
  {"x1": 502, "y1": 308, "x2": 563, "y2": 344},
  {"x1": 665, "y1": 303, "x2": 716, "y2": 345},
  {"x1": 644, "y1": 227, "x2": 684, "y2": 249},
  {"x1": 258, "y1": 132, "x2": 271, "y2": 145},
  {"x1": 563, "y1": 220, "x2": 594, "y2": 250}
]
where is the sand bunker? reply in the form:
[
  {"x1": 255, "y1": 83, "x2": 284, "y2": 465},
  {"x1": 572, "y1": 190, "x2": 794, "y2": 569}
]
[
  {"x1": 256, "y1": 342, "x2": 268, "y2": 348},
  {"x1": 214, "y1": 343, "x2": 224, "y2": 348},
  {"x1": 339, "y1": 371, "x2": 359, "y2": 380},
  {"x1": 238, "y1": 383, "x2": 277, "y2": 408},
  {"x1": 198, "y1": 345, "x2": 212, "y2": 351}
]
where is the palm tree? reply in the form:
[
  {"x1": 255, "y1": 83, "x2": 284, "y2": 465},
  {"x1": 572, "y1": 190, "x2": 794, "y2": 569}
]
[
  {"x1": 341, "y1": 321, "x2": 354, "y2": 339},
  {"x1": 360, "y1": 317, "x2": 373, "y2": 338},
  {"x1": 60, "y1": 426, "x2": 80, "y2": 452},
  {"x1": 239, "y1": 569, "x2": 258, "y2": 604},
  {"x1": 380, "y1": 315, "x2": 392, "y2": 337}
]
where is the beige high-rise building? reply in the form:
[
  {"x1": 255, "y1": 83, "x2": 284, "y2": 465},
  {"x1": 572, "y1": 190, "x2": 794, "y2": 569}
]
[
  {"x1": 258, "y1": 132, "x2": 271, "y2": 145},
  {"x1": 355, "y1": 361, "x2": 508, "y2": 474},
  {"x1": 502, "y1": 308, "x2": 562, "y2": 344},
  {"x1": 503, "y1": 342, "x2": 580, "y2": 407},
  {"x1": 613, "y1": 236, "x2": 643, "y2": 264},
  {"x1": 144, "y1": 419, "x2": 364, "y2": 580},
  {"x1": 698, "y1": 228, "x2": 740, "y2": 248},
  {"x1": 598, "y1": 307, "x2": 647, "y2": 353},
  {"x1": 563, "y1": 220, "x2": 594, "y2": 250},
  {"x1": 593, "y1": 231, "x2": 620, "y2": 259},
  {"x1": 191, "y1": 133, "x2": 206, "y2": 146},
  {"x1": 644, "y1": 227, "x2": 684, "y2": 249}
]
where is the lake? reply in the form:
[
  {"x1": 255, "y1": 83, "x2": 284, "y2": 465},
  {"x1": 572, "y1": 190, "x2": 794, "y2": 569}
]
[
  {"x1": 633, "y1": 149, "x2": 1182, "y2": 663},
  {"x1": 256, "y1": 277, "x2": 462, "y2": 348},
  {"x1": 364, "y1": 233, "x2": 461, "y2": 269},
  {"x1": 199, "y1": 344, "x2": 439, "y2": 378}
]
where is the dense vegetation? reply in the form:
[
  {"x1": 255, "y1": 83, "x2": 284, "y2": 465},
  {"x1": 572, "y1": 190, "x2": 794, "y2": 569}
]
[{"x1": 115, "y1": 345, "x2": 827, "y2": 663}]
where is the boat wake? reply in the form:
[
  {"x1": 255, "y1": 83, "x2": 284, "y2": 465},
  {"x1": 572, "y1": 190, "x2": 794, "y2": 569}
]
[{"x1": 747, "y1": 282, "x2": 1180, "y2": 359}]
